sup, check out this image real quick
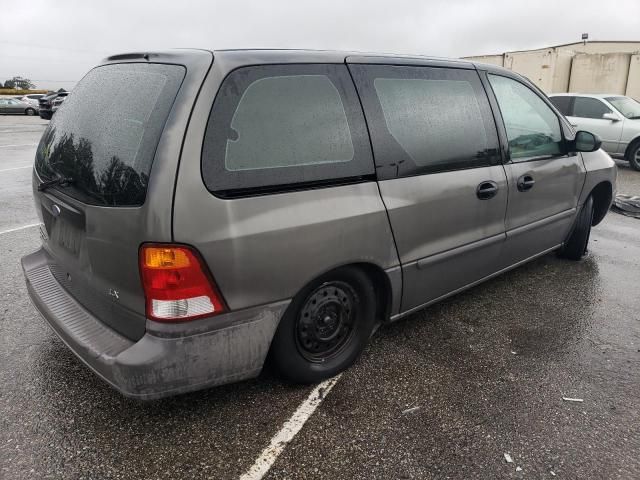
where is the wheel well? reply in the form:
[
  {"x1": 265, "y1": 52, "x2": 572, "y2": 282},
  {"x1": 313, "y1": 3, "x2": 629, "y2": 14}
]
[
  {"x1": 301, "y1": 263, "x2": 393, "y2": 326},
  {"x1": 352, "y1": 263, "x2": 393, "y2": 326},
  {"x1": 590, "y1": 182, "x2": 612, "y2": 226},
  {"x1": 624, "y1": 137, "x2": 640, "y2": 160}
]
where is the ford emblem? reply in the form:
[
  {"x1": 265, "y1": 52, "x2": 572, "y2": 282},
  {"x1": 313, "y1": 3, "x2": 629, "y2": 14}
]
[{"x1": 51, "y1": 204, "x2": 61, "y2": 217}]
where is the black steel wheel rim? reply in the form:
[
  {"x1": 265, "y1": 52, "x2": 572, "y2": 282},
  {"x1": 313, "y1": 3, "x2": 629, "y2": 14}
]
[{"x1": 295, "y1": 281, "x2": 358, "y2": 362}]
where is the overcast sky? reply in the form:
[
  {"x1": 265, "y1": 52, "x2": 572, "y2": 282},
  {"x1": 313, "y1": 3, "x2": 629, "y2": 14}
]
[{"x1": 2, "y1": 0, "x2": 639, "y2": 90}]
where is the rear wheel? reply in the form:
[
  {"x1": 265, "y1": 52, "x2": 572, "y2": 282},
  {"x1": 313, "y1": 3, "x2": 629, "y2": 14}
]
[
  {"x1": 560, "y1": 195, "x2": 594, "y2": 260},
  {"x1": 25, "y1": 108, "x2": 36, "y2": 116},
  {"x1": 270, "y1": 267, "x2": 377, "y2": 383},
  {"x1": 628, "y1": 142, "x2": 640, "y2": 171}
]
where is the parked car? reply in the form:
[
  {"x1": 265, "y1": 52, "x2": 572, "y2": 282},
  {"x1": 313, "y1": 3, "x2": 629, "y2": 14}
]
[
  {"x1": 549, "y1": 93, "x2": 640, "y2": 171},
  {"x1": 51, "y1": 95, "x2": 66, "y2": 113},
  {"x1": 38, "y1": 91, "x2": 69, "y2": 119},
  {"x1": 0, "y1": 98, "x2": 37, "y2": 115},
  {"x1": 20, "y1": 93, "x2": 45, "y2": 107},
  {"x1": 22, "y1": 50, "x2": 616, "y2": 399}
]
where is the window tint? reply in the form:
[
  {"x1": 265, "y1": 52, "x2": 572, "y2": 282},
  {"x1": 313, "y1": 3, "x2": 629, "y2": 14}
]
[
  {"x1": 488, "y1": 75, "x2": 563, "y2": 160},
  {"x1": 202, "y1": 64, "x2": 373, "y2": 195},
  {"x1": 572, "y1": 97, "x2": 612, "y2": 119},
  {"x1": 549, "y1": 96, "x2": 572, "y2": 116},
  {"x1": 35, "y1": 63, "x2": 185, "y2": 206},
  {"x1": 349, "y1": 65, "x2": 500, "y2": 179},
  {"x1": 225, "y1": 75, "x2": 354, "y2": 171}
]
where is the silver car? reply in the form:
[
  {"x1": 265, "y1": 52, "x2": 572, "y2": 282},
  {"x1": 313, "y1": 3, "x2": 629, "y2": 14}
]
[
  {"x1": 549, "y1": 93, "x2": 640, "y2": 171},
  {"x1": 22, "y1": 50, "x2": 616, "y2": 399},
  {"x1": 20, "y1": 94, "x2": 45, "y2": 107},
  {"x1": 0, "y1": 97, "x2": 38, "y2": 115}
]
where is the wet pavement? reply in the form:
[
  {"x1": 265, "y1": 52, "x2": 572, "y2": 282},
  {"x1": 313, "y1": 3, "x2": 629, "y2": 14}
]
[{"x1": 1, "y1": 116, "x2": 639, "y2": 479}]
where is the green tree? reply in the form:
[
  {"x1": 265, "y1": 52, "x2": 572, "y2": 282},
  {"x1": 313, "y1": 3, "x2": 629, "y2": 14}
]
[{"x1": 3, "y1": 76, "x2": 35, "y2": 90}]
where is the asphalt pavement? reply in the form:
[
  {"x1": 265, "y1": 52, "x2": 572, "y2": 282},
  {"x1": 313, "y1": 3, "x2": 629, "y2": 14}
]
[{"x1": 1, "y1": 116, "x2": 639, "y2": 479}]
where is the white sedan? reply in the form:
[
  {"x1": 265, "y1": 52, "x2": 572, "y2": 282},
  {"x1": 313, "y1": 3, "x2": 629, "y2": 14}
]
[{"x1": 549, "y1": 93, "x2": 640, "y2": 171}]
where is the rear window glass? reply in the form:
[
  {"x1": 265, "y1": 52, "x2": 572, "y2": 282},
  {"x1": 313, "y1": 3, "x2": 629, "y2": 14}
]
[
  {"x1": 225, "y1": 75, "x2": 355, "y2": 171},
  {"x1": 549, "y1": 96, "x2": 572, "y2": 116},
  {"x1": 202, "y1": 64, "x2": 373, "y2": 196},
  {"x1": 572, "y1": 97, "x2": 612, "y2": 119},
  {"x1": 349, "y1": 64, "x2": 500, "y2": 179},
  {"x1": 35, "y1": 63, "x2": 185, "y2": 206},
  {"x1": 373, "y1": 77, "x2": 489, "y2": 169}
]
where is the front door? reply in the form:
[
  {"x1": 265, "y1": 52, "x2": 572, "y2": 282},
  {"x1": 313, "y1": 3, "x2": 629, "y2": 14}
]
[
  {"x1": 6, "y1": 99, "x2": 23, "y2": 114},
  {"x1": 348, "y1": 61, "x2": 508, "y2": 313},
  {"x1": 485, "y1": 73, "x2": 586, "y2": 267}
]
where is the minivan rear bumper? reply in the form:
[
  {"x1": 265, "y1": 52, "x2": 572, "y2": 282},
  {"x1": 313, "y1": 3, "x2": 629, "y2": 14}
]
[{"x1": 22, "y1": 248, "x2": 288, "y2": 400}]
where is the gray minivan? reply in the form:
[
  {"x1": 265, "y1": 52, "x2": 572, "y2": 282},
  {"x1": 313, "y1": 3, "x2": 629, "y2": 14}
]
[{"x1": 22, "y1": 50, "x2": 616, "y2": 399}]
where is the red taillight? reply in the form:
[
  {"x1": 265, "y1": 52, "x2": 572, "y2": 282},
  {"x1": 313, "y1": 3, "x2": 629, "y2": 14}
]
[{"x1": 139, "y1": 244, "x2": 226, "y2": 322}]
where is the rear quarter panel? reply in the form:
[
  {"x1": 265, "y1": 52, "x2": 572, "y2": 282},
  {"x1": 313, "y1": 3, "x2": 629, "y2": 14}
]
[{"x1": 173, "y1": 52, "x2": 400, "y2": 311}]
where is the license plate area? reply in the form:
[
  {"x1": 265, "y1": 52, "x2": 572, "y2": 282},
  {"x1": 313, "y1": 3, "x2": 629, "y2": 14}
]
[
  {"x1": 39, "y1": 193, "x2": 86, "y2": 257},
  {"x1": 50, "y1": 217, "x2": 82, "y2": 256}
]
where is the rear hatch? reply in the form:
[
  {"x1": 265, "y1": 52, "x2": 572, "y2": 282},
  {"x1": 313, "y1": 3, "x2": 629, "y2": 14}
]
[
  {"x1": 32, "y1": 60, "x2": 189, "y2": 340},
  {"x1": 38, "y1": 95, "x2": 53, "y2": 109}
]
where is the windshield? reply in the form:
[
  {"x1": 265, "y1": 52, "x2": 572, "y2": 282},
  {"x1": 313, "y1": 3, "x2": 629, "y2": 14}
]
[
  {"x1": 606, "y1": 96, "x2": 640, "y2": 119},
  {"x1": 35, "y1": 63, "x2": 185, "y2": 206}
]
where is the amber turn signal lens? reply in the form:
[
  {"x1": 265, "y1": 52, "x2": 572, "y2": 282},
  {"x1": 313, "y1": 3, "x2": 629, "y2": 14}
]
[{"x1": 143, "y1": 247, "x2": 191, "y2": 269}]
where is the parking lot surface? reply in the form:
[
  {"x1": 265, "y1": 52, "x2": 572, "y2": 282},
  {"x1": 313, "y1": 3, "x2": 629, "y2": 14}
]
[{"x1": 1, "y1": 116, "x2": 639, "y2": 479}]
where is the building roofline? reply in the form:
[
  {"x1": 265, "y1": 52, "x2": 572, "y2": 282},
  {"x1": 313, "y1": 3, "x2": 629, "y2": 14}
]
[{"x1": 463, "y1": 40, "x2": 640, "y2": 58}]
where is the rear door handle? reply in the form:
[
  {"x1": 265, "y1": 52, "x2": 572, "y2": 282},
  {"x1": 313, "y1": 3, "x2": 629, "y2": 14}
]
[
  {"x1": 517, "y1": 174, "x2": 535, "y2": 192},
  {"x1": 476, "y1": 181, "x2": 498, "y2": 200}
]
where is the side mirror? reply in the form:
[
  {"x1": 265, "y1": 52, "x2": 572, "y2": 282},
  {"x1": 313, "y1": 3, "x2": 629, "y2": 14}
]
[
  {"x1": 574, "y1": 131, "x2": 602, "y2": 152},
  {"x1": 602, "y1": 112, "x2": 620, "y2": 122}
]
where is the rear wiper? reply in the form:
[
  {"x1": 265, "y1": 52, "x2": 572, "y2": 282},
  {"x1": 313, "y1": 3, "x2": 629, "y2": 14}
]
[{"x1": 38, "y1": 174, "x2": 74, "y2": 192}]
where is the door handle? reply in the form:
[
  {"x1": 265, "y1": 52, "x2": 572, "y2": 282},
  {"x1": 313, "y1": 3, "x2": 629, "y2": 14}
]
[
  {"x1": 517, "y1": 174, "x2": 535, "y2": 192},
  {"x1": 476, "y1": 181, "x2": 498, "y2": 200}
]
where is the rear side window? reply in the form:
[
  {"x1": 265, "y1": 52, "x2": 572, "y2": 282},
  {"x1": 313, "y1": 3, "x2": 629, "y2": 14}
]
[
  {"x1": 572, "y1": 97, "x2": 612, "y2": 119},
  {"x1": 202, "y1": 64, "x2": 373, "y2": 196},
  {"x1": 549, "y1": 96, "x2": 572, "y2": 116},
  {"x1": 349, "y1": 64, "x2": 500, "y2": 179},
  {"x1": 488, "y1": 74, "x2": 563, "y2": 160},
  {"x1": 35, "y1": 63, "x2": 185, "y2": 206}
]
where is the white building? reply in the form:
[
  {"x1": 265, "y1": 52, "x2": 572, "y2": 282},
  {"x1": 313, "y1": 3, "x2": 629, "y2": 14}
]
[{"x1": 463, "y1": 41, "x2": 640, "y2": 100}]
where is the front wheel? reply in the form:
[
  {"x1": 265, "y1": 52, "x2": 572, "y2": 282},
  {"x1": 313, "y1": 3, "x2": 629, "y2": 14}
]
[
  {"x1": 559, "y1": 195, "x2": 594, "y2": 260},
  {"x1": 25, "y1": 108, "x2": 36, "y2": 116},
  {"x1": 270, "y1": 267, "x2": 377, "y2": 383},
  {"x1": 628, "y1": 142, "x2": 640, "y2": 171}
]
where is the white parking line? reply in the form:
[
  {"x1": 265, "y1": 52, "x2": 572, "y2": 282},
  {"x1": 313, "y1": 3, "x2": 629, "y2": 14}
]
[
  {"x1": 0, "y1": 165, "x2": 31, "y2": 173},
  {"x1": 0, "y1": 223, "x2": 41, "y2": 236},
  {"x1": 0, "y1": 143, "x2": 38, "y2": 148},
  {"x1": 239, "y1": 374, "x2": 343, "y2": 480}
]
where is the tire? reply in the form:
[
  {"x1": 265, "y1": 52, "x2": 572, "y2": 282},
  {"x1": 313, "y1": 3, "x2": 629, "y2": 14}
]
[
  {"x1": 39, "y1": 112, "x2": 52, "y2": 120},
  {"x1": 628, "y1": 142, "x2": 640, "y2": 171},
  {"x1": 270, "y1": 267, "x2": 377, "y2": 383},
  {"x1": 560, "y1": 195, "x2": 594, "y2": 260},
  {"x1": 25, "y1": 108, "x2": 36, "y2": 116}
]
